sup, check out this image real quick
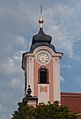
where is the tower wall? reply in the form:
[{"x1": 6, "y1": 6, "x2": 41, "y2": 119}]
[{"x1": 24, "y1": 46, "x2": 62, "y2": 103}]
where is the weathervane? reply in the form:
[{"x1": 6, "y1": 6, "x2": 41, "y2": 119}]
[
  {"x1": 40, "y1": 5, "x2": 42, "y2": 14},
  {"x1": 39, "y1": 5, "x2": 43, "y2": 29}
]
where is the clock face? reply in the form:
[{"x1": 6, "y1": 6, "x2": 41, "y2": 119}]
[{"x1": 37, "y1": 52, "x2": 49, "y2": 64}]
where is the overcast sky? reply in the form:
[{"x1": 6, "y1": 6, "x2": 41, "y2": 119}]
[{"x1": 0, "y1": 0, "x2": 81, "y2": 119}]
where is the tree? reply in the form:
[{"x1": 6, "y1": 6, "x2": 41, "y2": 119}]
[
  {"x1": 11, "y1": 98, "x2": 35, "y2": 119},
  {"x1": 11, "y1": 99, "x2": 78, "y2": 119}
]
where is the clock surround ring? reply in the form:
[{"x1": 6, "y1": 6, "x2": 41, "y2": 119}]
[{"x1": 36, "y1": 52, "x2": 50, "y2": 65}]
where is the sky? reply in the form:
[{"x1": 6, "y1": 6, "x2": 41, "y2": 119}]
[{"x1": 0, "y1": 0, "x2": 81, "y2": 119}]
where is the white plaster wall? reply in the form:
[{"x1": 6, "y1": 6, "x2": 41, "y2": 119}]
[
  {"x1": 26, "y1": 58, "x2": 29, "y2": 90},
  {"x1": 38, "y1": 84, "x2": 49, "y2": 103},
  {"x1": 53, "y1": 57, "x2": 60, "y2": 102},
  {"x1": 26, "y1": 57, "x2": 34, "y2": 96}
]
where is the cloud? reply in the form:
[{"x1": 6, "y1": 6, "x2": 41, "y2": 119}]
[
  {"x1": 74, "y1": 56, "x2": 81, "y2": 62},
  {"x1": 61, "y1": 64, "x2": 72, "y2": 69},
  {"x1": 0, "y1": 36, "x2": 27, "y2": 76},
  {"x1": 0, "y1": 0, "x2": 81, "y2": 59},
  {"x1": 0, "y1": 104, "x2": 8, "y2": 113},
  {"x1": 10, "y1": 78, "x2": 22, "y2": 88},
  {"x1": 0, "y1": 57, "x2": 18, "y2": 75},
  {"x1": 60, "y1": 76, "x2": 65, "y2": 83},
  {"x1": 47, "y1": 24, "x2": 74, "y2": 57},
  {"x1": 43, "y1": 2, "x2": 81, "y2": 58},
  {"x1": 1, "y1": 0, "x2": 80, "y2": 59},
  {"x1": 16, "y1": 36, "x2": 31, "y2": 51},
  {"x1": 16, "y1": 36, "x2": 27, "y2": 48}
]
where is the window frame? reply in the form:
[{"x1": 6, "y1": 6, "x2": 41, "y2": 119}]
[{"x1": 38, "y1": 67, "x2": 49, "y2": 84}]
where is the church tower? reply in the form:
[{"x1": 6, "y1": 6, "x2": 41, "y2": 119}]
[{"x1": 22, "y1": 15, "x2": 63, "y2": 103}]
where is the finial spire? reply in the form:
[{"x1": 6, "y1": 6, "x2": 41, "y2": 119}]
[
  {"x1": 39, "y1": 5, "x2": 43, "y2": 29},
  {"x1": 26, "y1": 85, "x2": 32, "y2": 97}
]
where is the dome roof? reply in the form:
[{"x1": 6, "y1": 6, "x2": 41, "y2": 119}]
[
  {"x1": 30, "y1": 16, "x2": 56, "y2": 52},
  {"x1": 32, "y1": 28, "x2": 52, "y2": 45}
]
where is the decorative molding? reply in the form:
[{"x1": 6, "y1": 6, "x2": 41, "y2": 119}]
[{"x1": 40, "y1": 86, "x2": 47, "y2": 93}]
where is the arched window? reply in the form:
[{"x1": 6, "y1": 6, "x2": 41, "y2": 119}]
[{"x1": 38, "y1": 67, "x2": 49, "y2": 84}]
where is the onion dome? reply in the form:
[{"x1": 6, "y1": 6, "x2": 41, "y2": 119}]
[{"x1": 30, "y1": 16, "x2": 55, "y2": 52}]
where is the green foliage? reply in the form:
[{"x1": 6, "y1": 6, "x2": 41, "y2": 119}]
[{"x1": 11, "y1": 100, "x2": 77, "y2": 119}]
